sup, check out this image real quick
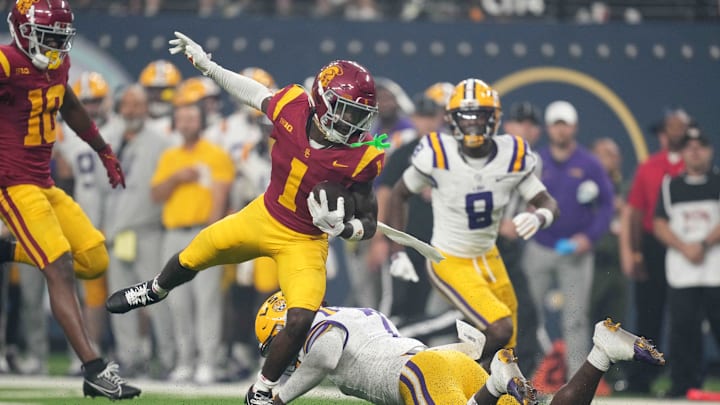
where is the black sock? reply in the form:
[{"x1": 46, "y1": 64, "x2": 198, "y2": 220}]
[
  {"x1": 156, "y1": 252, "x2": 198, "y2": 291},
  {"x1": 82, "y1": 358, "x2": 106, "y2": 375},
  {"x1": 0, "y1": 239, "x2": 15, "y2": 263}
]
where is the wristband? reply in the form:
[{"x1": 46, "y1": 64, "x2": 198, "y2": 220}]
[
  {"x1": 535, "y1": 208, "x2": 554, "y2": 229},
  {"x1": 78, "y1": 122, "x2": 101, "y2": 144},
  {"x1": 344, "y1": 218, "x2": 364, "y2": 241}
]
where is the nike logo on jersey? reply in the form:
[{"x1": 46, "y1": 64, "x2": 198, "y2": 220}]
[{"x1": 332, "y1": 160, "x2": 349, "y2": 168}]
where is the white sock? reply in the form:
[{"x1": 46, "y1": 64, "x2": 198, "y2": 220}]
[
  {"x1": 151, "y1": 276, "x2": 168, "y2": 297},
  {"x1": 485, "y1": 373, "x2": 505, "y2": 398},
  {"x1": 255, "y1": 373, "x2": 279, "y2": 392},
  {"x1": 587, "y1": 345, "x2": 611, "y2": 372}
]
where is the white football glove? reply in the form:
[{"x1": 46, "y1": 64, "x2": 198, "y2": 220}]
[
  {"x1": 512, "y1": 212, "x2": 541, "y2": 240},
  {"x1": 389, "y1": 251, "x2": 419, "y2": 283},
  {"x1": 307, "y1": 190, "x2": 345, "y2": 237},
  {"x1": 168, "y1": 31, "x2": 213, "y2": 75}
]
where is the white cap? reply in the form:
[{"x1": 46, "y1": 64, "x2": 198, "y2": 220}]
[{"x1": 545, "y1": 100, "x2": 578, "y2": 125}]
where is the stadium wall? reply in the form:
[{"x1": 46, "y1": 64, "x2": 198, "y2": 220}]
[{"x1": 72, "y1": 15, "x2": 720, "y2": 174}]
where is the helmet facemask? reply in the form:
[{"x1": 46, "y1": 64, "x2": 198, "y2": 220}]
[
  {"x1": 316, "y1": 87, "x2": 378, "y2": 145},
  {"x1": 450, "y1": 107, "x2": 499, "y2": 148}
]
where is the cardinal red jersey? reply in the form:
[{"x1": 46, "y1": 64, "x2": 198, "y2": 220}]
[
  {"x1": 263, "y1": 84, "x2": 384, "y2": 235},
  {"x1": 0, "y1": 44, "x2": 70, "y2": 188}
]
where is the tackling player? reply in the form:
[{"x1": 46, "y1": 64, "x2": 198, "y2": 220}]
[
  {"x1": 106, "y1": 32, "x2": 385, "y2": 404},
  {"x1": 255, "y1": 291, "x2": 665, "y2": 405},
  {"x1": 387, "y1": 79, "x2": 559, "y2": 365},
  {"x1": 0, "y1": 0, "x2": 138, "y2": 399}
]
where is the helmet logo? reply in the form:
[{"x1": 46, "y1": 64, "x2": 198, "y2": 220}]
[
  {"x1": 16, "y1": 0, "x2": 39, "y2": 15},
  {"x1": 318, "y1": 65, "x2": 343, "y2": 88},
  {"x1": 272, "y1": 299, "x2": 287, "y2": 312}
]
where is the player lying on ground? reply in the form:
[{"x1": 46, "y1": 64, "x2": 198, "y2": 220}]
[
  {"x1": 255, "y1": 292, "x2": 665, "y2": 405},
  {"x1": 471, "y1": 318, "x2": 666, "y2": 405},
  {"x1": 106, "y1": 32, "x2": 386, "y2": 405}
]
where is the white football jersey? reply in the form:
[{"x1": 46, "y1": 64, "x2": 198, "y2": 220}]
[
  {"x1": 403, "y1": 132, "x2": 546, "y2": 257},
  {"x1": 145, "y1": 116, "x2": 182, "y2": 146},
  {"x1": 290, "y1": 307, "x2": 426, "y2": 405},
  {"x1": 204, "y1": 112, "x2": 267, "y2": 210},
  {"x1": 56, "y1": 122, "x2": 112, "y2": 227}
]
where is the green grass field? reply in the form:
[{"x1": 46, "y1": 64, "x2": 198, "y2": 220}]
[{"x1": 1, "y1": 354, "x2": 715, "y2": 404}]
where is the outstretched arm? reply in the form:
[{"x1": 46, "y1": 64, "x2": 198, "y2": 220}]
[
  {"x1": 168, "y1": 31, "x2": 273, "y2": 114},
  {"x1": 274, "y1": 328, "x2": 345, "y2": 405},
  {"x1": 60, "y1": 86, "x2": 125, "y2": 189},
  {"x1": 387, "y1": 175, "x2": 420, "y2": 253}
]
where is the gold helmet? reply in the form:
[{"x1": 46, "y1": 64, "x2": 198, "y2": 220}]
[
  {"x1": 240, "y1": 67, "x2": 276, "y2": 90},
  {"x1": 255, "y1": 291, "x2": 288, "y2": 357},
  {"x1": 139, "y1": 60, "x2": 183, "y2": 119},
  {"x1": 446, "y1": 79, "x2": 502, "y2": 148},
  {"x1": 173, "y1": 76, "x2": 221, "y2": 107},
  {"x1": 423, "y1": 81, "x2": 454, "y2": 108},
  {"x1": 72, "y1": 72, "x2": 109, "y2": 101},
  {"x1": 238, "y1": 67, "x2": 276, "y2": 118},
  {"x1": 139, "y1": 59, "x2": 182, "y2": 89}
]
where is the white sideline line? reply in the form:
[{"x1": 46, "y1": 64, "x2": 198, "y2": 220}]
[
  {"x1": 0, "y1": 375, "x2": 701, "y2": 404},
  {"x1": 0, "y1": 375, "x2": 365, "y2": 401}
]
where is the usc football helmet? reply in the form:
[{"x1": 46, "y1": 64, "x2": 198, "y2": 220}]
[
  {"x1": 255, "y1": 291, "x2": 288, "y2": 357},
  {"x1": 446, "y1": 79, "x2": 502, "y2": 148},
  {"x1": 139, "y1": 59, "x2": 182, "y2": 118},
  {"x1": 311, "y1": 60, "x2": 378, "y2": 145},
  {"x1": 8, "y1": 0, "x2": 76, "y2": 70}
]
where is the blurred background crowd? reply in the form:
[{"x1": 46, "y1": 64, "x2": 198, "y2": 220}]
[
  {"x1": 0, "y1": 0, "x2": 718, "y2": 401},
  {"x1": 0, "y1": 0, "x2": 718, "y2": 22}
]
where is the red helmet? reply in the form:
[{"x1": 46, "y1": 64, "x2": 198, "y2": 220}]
[
  {"x1": 8, "y1": 0, "x2": 76, "y2": 70},
  {"x1": 311, "y1": 60, "x2": 378, "y2": 145}
]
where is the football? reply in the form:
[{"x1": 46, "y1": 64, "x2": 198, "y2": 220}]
[{"x1": 311, "y1": 181, "x2": 356, "y2": 222}]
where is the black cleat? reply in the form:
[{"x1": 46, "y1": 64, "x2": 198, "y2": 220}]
[
  {"x1": 245, "y1": 384, "x2": 273, "y2": 405},
  {"x1": 106, "y1": 280, "x2": 166, "y2": 314},
  {"x1": 83, "y1": 361, "x2": 141, "y2": 400}
]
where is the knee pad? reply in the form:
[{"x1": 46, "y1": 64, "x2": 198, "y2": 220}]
[
  {"x1": 74, "y1": 244, "x2": 109, "y2": 280},
  {"x1": 83, "y1": 275, "x2": 108, "y2": 308}
]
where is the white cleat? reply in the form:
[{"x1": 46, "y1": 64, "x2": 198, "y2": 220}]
[
  {"x1": 593, "y1": 318, "x2": 665, "y2": 366},
  {"x1": 489, "y1": 349, "x2": 538, "y2": 405}
]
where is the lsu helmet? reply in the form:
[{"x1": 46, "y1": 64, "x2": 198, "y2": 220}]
[
  {"x1": 255, "y1": 291, "x2": 288, "y2": 357},
  {"x1": 139, "y1": 59, "x2": 182, "y2": 118},
  {"x1": 72, "y1": 71, "x2": 111, "y2": 125},
  {"x1": 447, "y1": 79, "x2": 502, "y2": 148},
  {"x1": 311, "y1": 60, "x2": 378, "y2": 145},
  {"x1": 240, "y1": 67, "x2": 276, "y2": 118},
  {"x1": 241, "y1": 67, "x2": 276, "y2": 90},
  {"x1": 424, "y1": 81, "x2": 455, "y2": 108},
  {"x1": 8, "y1": 0, "x2": 76, "y2": 70},
  {"x1": 72, "y1": 71, "x2": 109, "y2": 101},
  {"x1": 173, "y1": 76, "x2": 221, "y2": 107}
]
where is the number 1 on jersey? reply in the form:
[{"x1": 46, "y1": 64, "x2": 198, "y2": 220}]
[{"x1": 278, "y1": 157, "x2": 308, "y2": 212}]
